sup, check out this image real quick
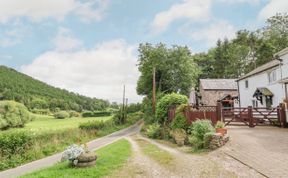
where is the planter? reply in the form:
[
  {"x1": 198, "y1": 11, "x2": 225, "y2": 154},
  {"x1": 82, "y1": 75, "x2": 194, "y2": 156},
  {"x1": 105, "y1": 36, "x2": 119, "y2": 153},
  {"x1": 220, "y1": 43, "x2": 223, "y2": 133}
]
[
  {"x1": 174, "y1": 137, "x2": 185, "y2": 146},
  {"x1": 216, "y1": 128, "x2": 227, "y2": 136},
  {"x1": 74, "y1": 151, "x2": 97, "y2": 168}
]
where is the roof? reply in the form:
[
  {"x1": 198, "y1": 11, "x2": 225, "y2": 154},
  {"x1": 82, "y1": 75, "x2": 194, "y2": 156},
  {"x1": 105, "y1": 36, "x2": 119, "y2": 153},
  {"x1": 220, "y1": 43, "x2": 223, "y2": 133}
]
[
  {"x1": 253, "y1": 87, "x2": 274, "y2": 97},
  {"x1": 274, "y1": 47, "x2": 288, "y2": 57},
  {"x1": 200, "y1": 79, "x2": 237, "y2": 90},
  {"x1": 236, "y1": 60, "x2": 280, "y2": 81}
]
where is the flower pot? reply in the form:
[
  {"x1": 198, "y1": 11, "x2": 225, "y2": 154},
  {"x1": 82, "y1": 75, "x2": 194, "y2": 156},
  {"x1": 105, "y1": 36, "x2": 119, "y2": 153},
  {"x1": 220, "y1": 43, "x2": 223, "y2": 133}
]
[
  {"x1": 175, "y1": 137, "x2": 185, "y2": 147},
  {"x1": 216, "y1": 128, "x2": 227, "y2": 136}
]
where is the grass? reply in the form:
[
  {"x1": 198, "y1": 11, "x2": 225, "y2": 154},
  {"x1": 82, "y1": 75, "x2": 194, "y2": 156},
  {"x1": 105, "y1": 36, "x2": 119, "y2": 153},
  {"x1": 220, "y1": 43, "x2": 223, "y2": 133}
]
[
  {"x1": 21, "y1": 139, "x2": 132, "y2": 178},
  {"x1": 0, "y1": 114, "x2": 140, "y2": 171},
  {"x1": 136, "y1": 138, "x2": 174, "y2": 165},
  {"x1": 2, "y1": 115, "x2": 111, "y2": 133}
]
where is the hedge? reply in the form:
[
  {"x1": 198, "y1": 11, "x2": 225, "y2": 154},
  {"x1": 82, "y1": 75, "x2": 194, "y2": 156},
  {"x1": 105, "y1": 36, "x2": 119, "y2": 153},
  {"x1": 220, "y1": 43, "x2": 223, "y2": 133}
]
[{"x1": 82, "y1": 111, "x2": 111, "y2": 118}]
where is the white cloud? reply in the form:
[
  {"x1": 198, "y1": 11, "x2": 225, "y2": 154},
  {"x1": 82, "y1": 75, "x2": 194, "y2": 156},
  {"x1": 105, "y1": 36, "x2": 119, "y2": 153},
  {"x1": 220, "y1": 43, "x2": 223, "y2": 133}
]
[
  {"x1": 52, "y1": 27, "x2": 82, "y2": 51},
  {"x1": 0, "y1": 20, "x2": 31, "y2": 47},
  {"x1": 0, "y1": 0, "x2": 109, "y2": 23},
  {"x1": 219, "y1": 0, "x2": 260, "y2": 4},
  {"x1": 181, "y1": 20, "x2": 236, "y2": 47},
  {"x1": 259, "y1": 0, "x2": 288, "y2": 19},
  {"x1": 151, "y1": 0, "x2": 211, "y2": 32},
  {"x1": 20, "y1": 39, "x2": 142, "y2": 103}
]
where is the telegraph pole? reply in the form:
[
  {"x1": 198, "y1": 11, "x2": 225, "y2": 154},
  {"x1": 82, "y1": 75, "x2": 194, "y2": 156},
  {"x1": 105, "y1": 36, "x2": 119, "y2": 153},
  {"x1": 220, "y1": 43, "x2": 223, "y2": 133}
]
[
  {"x1": 152, "y1": 67, "x2": 156, "y2": 114},
  {"x1": 122, "y1": 85, "x2": 126, "y2": 123}
]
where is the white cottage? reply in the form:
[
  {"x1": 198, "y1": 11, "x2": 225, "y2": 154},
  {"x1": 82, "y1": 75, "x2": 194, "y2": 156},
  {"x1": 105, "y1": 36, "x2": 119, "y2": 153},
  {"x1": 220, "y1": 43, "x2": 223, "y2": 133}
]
[{"x1": 237, "y1": 47, "x2": 288, "y2": 108}]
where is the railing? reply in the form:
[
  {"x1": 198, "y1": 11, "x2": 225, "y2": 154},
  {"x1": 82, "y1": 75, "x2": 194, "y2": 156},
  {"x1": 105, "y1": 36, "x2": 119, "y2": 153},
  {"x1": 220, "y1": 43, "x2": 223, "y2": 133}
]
[{"x1": 169, "y1": 103, "x2": 287, "y2": 128}]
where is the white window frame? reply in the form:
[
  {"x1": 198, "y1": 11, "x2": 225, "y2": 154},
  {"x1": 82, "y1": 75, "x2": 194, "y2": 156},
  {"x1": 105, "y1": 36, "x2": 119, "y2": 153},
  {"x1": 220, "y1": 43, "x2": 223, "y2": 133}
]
[{"x1": 268, "y1": 70, "x2": 277, "y2": 84}]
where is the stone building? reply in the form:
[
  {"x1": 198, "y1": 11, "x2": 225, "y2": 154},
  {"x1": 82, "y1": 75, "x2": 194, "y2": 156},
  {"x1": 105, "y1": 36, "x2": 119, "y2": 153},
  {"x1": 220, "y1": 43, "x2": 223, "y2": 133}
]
[{"x1": 196, "y1": 79, "x2": 238, "y2": 106}]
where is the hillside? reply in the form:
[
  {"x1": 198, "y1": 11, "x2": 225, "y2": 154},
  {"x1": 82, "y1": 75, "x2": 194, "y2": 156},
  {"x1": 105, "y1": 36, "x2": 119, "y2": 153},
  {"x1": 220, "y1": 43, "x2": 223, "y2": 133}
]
[{"x1": 0, "y1": 66, "x2": 108, "y2": 112}]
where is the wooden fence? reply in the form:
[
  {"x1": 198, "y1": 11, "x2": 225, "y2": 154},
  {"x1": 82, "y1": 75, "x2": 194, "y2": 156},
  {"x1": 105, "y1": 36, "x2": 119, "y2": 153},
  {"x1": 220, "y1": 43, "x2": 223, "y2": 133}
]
[{"x1": 168, "y1": 103, "x2": 287, "y2": 128}]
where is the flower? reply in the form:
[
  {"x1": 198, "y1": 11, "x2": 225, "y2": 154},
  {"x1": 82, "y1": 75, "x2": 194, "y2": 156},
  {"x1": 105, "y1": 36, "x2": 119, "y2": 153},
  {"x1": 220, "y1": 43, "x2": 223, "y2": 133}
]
[{"x1": 61, "y1": 144, "x2": 84, "y2": 161}]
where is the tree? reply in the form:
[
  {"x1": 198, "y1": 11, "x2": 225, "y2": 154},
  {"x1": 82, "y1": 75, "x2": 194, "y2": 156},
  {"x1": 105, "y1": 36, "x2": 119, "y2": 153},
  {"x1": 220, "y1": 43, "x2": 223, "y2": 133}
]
[{"x1": 137, "y1": 43, "x2": 200, "y2": 97}]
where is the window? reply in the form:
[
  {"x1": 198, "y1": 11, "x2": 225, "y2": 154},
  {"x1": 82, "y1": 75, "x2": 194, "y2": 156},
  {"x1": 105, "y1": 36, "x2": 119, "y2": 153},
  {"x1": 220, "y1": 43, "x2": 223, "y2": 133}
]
[
  {"x1": 245, "y1": 80, "x2": 249, "y2": 88},
  {"x1": 252, "y1": 100, "x2": 258, "y2": 108},
  {"x1": 268, "y1": 70, "x2": 276, "y2": 83}
]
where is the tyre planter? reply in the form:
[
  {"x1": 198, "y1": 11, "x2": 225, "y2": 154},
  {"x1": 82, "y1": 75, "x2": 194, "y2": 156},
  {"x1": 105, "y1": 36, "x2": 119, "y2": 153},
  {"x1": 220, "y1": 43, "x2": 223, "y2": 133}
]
[
  {"x1": 74, "y1": 151, "x2": 97, "y2": 168},
  {"x1": 216, "y1": 128, "x2": 227, "y2": 136}
]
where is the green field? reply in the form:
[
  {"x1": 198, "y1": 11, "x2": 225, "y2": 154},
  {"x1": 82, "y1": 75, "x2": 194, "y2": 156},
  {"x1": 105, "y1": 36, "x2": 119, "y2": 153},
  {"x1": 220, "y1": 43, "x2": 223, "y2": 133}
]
[
  {"x1": 2, "y1": 115, "x2": 111, "y2": 133},
  {"x1": 21, "y1": 139, "x2": 132, "y2": 178}
]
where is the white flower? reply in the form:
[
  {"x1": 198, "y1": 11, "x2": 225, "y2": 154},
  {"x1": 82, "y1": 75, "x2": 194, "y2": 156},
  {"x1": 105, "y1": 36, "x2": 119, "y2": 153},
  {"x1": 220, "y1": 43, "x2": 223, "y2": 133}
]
[{"x1": 61, "y1": 144, "x2": 84, "y2": 161}]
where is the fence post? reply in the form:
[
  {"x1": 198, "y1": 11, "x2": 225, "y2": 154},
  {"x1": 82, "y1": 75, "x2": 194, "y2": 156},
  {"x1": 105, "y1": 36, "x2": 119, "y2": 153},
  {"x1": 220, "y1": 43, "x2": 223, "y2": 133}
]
[
  {"x1": 279, "y1": 103, "x2": 287, "y2": 128},
  {"x1": 248, "y1": 106, "x2": 254, "y2": 128},
  {"x1": 216, "y1": 102, "x2": 222, "y2": 122}
]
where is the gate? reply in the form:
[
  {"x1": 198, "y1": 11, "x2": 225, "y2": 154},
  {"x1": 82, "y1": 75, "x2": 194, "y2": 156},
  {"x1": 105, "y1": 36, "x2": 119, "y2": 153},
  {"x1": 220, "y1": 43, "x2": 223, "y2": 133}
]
[
  {"x1": 222, "y1": 104, "x2": 286, "y2": 127},
  {"x1": 168, "y1": 103, "x2": 286, "y2": 128}
]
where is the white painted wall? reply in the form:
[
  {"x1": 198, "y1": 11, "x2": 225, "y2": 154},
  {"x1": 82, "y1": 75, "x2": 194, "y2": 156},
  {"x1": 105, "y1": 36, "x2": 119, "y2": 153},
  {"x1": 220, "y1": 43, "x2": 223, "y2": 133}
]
[{"x1": 238, "y1": 51, "x2": 288, "y2": 108}]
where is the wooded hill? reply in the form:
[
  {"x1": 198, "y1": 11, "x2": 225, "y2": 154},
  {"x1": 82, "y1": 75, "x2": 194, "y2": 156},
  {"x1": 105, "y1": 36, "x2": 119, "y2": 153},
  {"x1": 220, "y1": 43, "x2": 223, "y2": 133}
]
[{"x1": 0, "y1": 66, "x2": 109, "y2": 112}]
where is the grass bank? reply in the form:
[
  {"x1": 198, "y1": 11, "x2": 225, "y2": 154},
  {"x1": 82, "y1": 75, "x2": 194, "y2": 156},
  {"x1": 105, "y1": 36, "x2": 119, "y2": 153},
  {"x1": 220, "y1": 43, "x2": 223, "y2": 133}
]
[{"x1": 21, "y1": 139, "x2": 131, "y2": 178}]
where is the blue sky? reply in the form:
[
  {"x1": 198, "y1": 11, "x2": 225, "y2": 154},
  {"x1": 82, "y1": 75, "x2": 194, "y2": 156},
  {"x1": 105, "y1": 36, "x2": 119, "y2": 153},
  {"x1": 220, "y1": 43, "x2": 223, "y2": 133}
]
[{"x1": 0, "y1": 0, "x2": 287, "y2": 103}]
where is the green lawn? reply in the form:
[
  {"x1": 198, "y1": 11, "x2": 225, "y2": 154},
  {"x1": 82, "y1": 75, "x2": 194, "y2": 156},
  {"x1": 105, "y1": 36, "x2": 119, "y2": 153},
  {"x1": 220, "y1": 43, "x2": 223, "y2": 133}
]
[
  {"x1": 136, "y1": 138, "x2": 174, "y2": 165},
  {"x1": 21, "y1": 139, "x2": 132, "y2": 178},
  {"x1": 4, "y1": 115, "x2": 111, "y2": 133}
]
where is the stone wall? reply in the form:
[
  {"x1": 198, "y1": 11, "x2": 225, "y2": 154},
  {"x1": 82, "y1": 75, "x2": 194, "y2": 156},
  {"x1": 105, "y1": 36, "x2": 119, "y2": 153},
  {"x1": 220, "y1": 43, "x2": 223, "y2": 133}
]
[{"x1": 199, "y1": 85, "x2": 238, "y2": 106}]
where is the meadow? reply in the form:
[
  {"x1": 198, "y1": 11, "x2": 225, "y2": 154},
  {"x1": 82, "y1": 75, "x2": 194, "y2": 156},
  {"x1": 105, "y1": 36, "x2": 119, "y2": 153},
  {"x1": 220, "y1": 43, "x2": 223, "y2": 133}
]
[{"x1": 7, "y1": 114, "x2": 111, "y2": 133}]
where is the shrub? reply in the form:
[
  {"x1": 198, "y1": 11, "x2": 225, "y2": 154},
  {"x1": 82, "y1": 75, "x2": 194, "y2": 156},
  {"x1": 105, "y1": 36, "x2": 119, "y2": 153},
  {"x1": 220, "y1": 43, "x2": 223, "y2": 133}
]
[
  {"x1": 68, "y1": 110, "x2": 80, "y2": 118},
  {"x1": 0, "y1": 101, "x2": 32, "y2": 129},
  {"x1": 215, "y1": 121, "x2": 225, "y2": 129},
  {"x1": 203, "y1": 132, "x2": 214, "y2": 149},
  {"x1": 79, "y1": 120, "x2": 106, "y2": 130},
  {"x1": 82, "y1": 111, "x2": 111, "y2": 117},
  {"x1": 146, "y1": 123, "x2": 161, "y2": 139},
  {"x1": 170, "y1": 113, "x2": 189, "y2": 130},
  {"x1": 54, "y1": 111, "x2": 69, "y2": 119},
  {"x1": 188, "y1": 120, "x2": 215, "y2": 149},
  {"x1": 156, "y1": 93, "x2": 188, "y2": 124},
  {"x1": 0, "y1": 131, "x2": 32, "y2": 155},
  {"x1": 31, "y1": 109, "x2": 51, "y2": 115}
]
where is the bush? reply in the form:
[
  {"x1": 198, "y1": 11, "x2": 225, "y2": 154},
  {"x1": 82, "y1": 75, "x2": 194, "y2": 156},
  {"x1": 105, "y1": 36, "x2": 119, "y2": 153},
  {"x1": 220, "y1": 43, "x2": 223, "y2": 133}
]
[
  {"x1": 215, "y1": 121, "x2": 225, "y2": 129},
  {"x1": 79, "y1": 120, "x2": 115, "y2": 131},
  {"x1": 82, "y1": 111, "x2": 111, "y2": 117},
  {"x1": 146, "y1": 123, "x2": 161, "y2": 139},
  {"x1": 0, "y1": 131, "x2": 32, "y2": 155},
  {"x1": 188, "y1": 120, "x2": 215, "y2": 149},
  {"x1": 156, "y1": 93, "x2": 188, "y2": 124},
  {"x1": 170, "y1": 113, "x2": 189, "y2": 130},
  {"x1": 54, "y1": 111, "x2": 69, "y2": 119},
  {"x1": 31, "y1": 109, "x2": 51, "y2": 115},
  {"x1": 203, "y1": 132, "x2": 214, "y2": 149},
  {"x1": 0, "y1": 101, "x2": 32, "y2": 129},
  {"x1": 68, "y1": 110, "x2": 80, "y2": 118}
]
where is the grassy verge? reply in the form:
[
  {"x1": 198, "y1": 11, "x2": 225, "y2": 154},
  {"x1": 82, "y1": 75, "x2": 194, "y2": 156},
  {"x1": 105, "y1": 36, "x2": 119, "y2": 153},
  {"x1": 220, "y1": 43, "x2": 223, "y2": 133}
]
[
  {"x1": 21, "y1": 139, "x2": 132, "y2": 178},
  {"x1": 0, "y1": 115, "x2": 140, "y2": 171},
  {"x1": 136, "y1": 138, "x2": 173, "y2": 165}
]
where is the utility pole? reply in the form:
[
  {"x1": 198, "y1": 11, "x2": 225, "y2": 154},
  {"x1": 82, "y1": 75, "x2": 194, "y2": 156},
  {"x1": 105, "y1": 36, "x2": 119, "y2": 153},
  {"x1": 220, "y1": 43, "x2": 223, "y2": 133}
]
[
  {"x1": 152, "y1": 67, "x2": 156, "y2": 114},
  {"x1": 122, "y1": 85, "x2": 126, "y2": 123}
]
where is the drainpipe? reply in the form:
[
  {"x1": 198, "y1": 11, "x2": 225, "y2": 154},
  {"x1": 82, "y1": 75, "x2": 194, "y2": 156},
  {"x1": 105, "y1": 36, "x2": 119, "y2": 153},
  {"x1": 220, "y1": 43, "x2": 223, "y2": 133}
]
[{"x1": 237, "y1": 80, "x2": 241, "y2": 107}]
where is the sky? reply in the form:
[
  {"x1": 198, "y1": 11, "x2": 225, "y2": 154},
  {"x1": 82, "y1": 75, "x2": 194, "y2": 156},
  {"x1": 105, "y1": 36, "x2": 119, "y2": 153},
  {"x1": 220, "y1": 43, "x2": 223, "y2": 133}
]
[{"x1": 0, "y1": 0, "x2": 287, "y2": 103}]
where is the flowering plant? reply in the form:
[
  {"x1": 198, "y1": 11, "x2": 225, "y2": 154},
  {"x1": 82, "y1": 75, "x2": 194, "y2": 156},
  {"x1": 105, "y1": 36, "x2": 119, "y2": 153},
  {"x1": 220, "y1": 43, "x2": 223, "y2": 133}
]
[{"x1": 61, "y1": 144, "x2": 84, "y2": 162}]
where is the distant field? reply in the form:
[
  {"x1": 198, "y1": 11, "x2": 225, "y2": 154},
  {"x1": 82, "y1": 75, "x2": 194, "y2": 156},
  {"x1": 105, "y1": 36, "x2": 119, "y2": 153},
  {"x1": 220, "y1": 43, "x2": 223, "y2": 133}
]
[{"x1": 2, "y1": 115, "x2": 111, "y2": 133}]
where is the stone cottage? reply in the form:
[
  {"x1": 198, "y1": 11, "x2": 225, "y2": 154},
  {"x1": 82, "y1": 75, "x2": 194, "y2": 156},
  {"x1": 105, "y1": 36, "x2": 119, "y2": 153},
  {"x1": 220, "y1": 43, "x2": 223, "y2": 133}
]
[{"x1": 195, "y1": 79, "x2": 238, "y2": 107}]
